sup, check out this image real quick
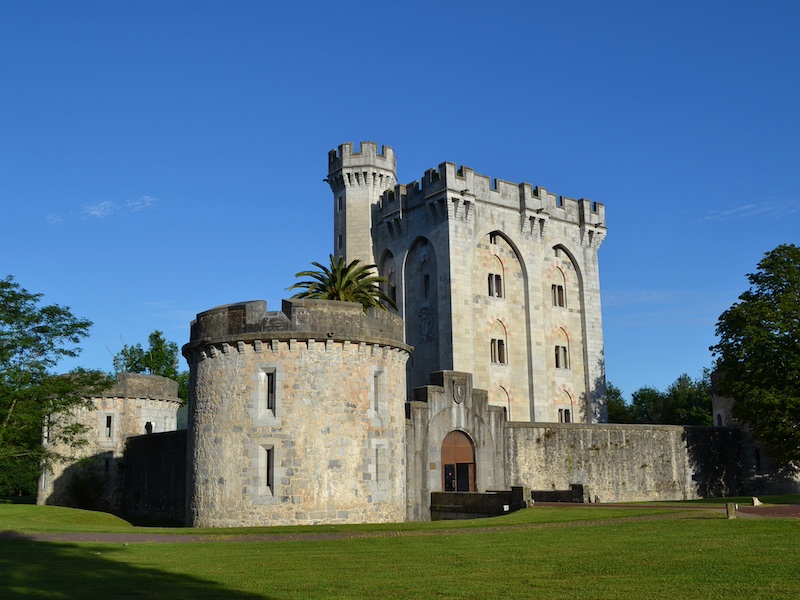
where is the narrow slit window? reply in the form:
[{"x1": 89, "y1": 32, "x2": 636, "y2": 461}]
[
  {"x1": 423, "y1": 274, "x2": 430, "y2": 298},
  {"x1": 105, "y1": 415, "x2": 112, "y2": 438},
  {"x1": 263, "y1": 446, "x2": 275, "y2": 494},
  {"x1": 373, "y1": 371, "x2": 384, "y2": 413},
  {"x1": 258, "y1": 368, "x2": 277, "y2": 416}
]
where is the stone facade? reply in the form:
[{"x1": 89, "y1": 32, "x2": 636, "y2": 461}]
[
  {"x1": 182, "y1": 299, "x2": 410, "y2": 527},
  {"x1": 328, "y1": 142, "x2": 607, "y2": 424},
  {"x1": 505, "y1": 422, "x2": 740, "y2": 502},
  {"x1": 42, "y1": 141, "x2": 754, "y2": 526},
  {"x1": 37, "y1": 373, "x2": 181, "y2": 511}
]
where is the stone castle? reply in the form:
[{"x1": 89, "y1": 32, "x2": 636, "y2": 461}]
[{"x1": 40, "y1": 142, "x2": 745, "y2": 525}]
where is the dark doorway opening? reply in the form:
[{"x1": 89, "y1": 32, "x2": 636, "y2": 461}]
[{"x1": 441, "y1": 430, "x2": 476, "y2": 492}]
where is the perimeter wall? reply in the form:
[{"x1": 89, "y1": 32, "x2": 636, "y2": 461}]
[{"x1": 505, "y1": 423, "x2": 741, "y2": 502}]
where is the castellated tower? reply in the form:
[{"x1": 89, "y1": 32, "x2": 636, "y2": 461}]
[
  {"x1": 330, "y1": 142, "x2": 608, "y2": 424},
  {"x1": 327, "y1": 142, "x2": 397, "y2": 266},
  {"x1": 183, "y1": 299, "x2": 410, "y2": 527}
]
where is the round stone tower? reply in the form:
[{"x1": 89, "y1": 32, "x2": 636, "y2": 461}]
[
  {"x1": 327, "y1": 141, "x2": 396, "y2": 266},
  {"x1": 182, "y1": 298, "x2": 411, "y2": 527}
]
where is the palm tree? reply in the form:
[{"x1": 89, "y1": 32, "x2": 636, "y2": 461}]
[{"x1": 288, "y1": 255, "x2": 397, "y2": 311}]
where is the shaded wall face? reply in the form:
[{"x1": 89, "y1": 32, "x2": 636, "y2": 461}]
[
  {"x1": 504, "y1": 424, "x2": 741, "y2": 502},
  {"x1": 404, "y1": 239, "x2": 440, "y2": 397},
  {"x1": 37, "y1": 396, "x2": 180, "y2": 511},
  {"x1": 188, "y1": 340, "x2": 408, "y2": 528}
]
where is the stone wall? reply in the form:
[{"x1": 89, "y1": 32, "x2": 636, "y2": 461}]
[
  {"x1": 406, "y1": 371, "x2": 506, "y2": 521},
  {"x1": 505, "y1": 423, "x2": 741, "y2": 502},
  {"x1": 37, "y1": 373, "x2": 181, "y2": 512},
  {"x1": 123, "y1": 430, "x2": 187, "y2": 525},
  {"x1": 183, "y1": 299, "x2": 411, "y2": 527}
]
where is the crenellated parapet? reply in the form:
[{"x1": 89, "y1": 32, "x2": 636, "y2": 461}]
[
  {"x1": 327, "y1": 141, "x2": 397, "y2": 195},
  {"x1": 374, "y1": 160, "x2": 606, "y2": 235},
  {"x1": 183, "y1": 299, "x2": 410, "y2": 361}
]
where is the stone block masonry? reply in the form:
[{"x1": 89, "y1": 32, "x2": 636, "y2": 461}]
[{"x1": 183, "y1": 299, "x2": 410, "y2": 527}]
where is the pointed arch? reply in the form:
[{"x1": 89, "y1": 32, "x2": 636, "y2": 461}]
[
  {"x1": 403, "y1": 237, "x2": 440, "y2": 395},
  {"x1": 554, "y1": 327, "x2": 570, "y2": 369},
  {"x1": 489, "y1": 320, "x2": 508, "y2": 364},
  {"x1": 378, "y1": 250, "x2": 397, "y2": 310}
]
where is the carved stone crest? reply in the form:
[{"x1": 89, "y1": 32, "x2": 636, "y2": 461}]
[{"x1": 453, "y1": 379, "x2": 466, "y2": 404}]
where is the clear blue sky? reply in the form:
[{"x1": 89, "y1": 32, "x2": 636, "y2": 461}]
[{"x1": 2, "y1": 1, "x2": 798, "y2": 400}]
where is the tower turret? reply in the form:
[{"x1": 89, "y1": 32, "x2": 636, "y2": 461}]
[{"x1": 327, "y1": 142, "x2": 397, "y2": 266}]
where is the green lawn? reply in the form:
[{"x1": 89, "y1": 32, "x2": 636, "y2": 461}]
[{"x1": 1, "y1": 505, "x2": 798, "y2": 599}]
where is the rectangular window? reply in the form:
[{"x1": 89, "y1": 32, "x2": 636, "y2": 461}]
[
  {"x1": 551, "y1": 284, "x2": 565, "y2": 307},
  {"x1": 423, "y1": 274, "x2": 430, "y2": 298},
  {"x1": 105, "y1": 415, "x2": 112, "y2": 438},
  {"x1": 337, "y1": 234, "x2": 343, "y2": 250},
  {"x1": 258, "y1": 368, "x2": 276, "y2": 416},
  {"x1": 491, "y1": 339, "x2": 506, "y2": 364},
  {"x1": 555, "y1": 346, "x2": 569, "y2": 369},
  {"x1": 373, "y1": 370, "x2": 384, "y2": 413},
  {"x1": 337, "y1": 196, "x2": 343, "y2": 212},
  {"x1": 488, "y1": 274, "x2": 503, "y2": 298},
  {"x1": 260, "y1": 445, "x2": 275, "y2": 495}
]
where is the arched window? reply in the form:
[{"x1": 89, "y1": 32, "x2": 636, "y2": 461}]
[
  {"x1": 557, "y1": 389, "x2": 574, "y2": 423},
  {"x1": 487, "y1": 255, "x2": 504, "y2": 298},
  {"x1": 554, "y1": 328, "x2": 569, "y2": 369},
  {"x1": 551, "y1": 266, "x2": 566, "y2": 308},
  {"x1": 498, "y1": 386, "x2": 511, "y2": 418},
  {"x1": 379, "y1": 251, "x2": 397, "y2": 308},
  {"x1": 490, "y1": 321, "x2": 508, "y2": 364}
]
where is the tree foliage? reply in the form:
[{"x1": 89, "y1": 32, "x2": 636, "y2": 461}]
[
  {"x1": 605, "y1": 373, "x2": 711, "y2": 426},
  {"x1": 606, "y1": 381, "x2": 635, "y2": 424},
  {"x1": 288, "y1": 254, "x2": 397, "y2": 311},
  {"x1": 113, "y1": 330, "x2": 188, "y2": 401},
  {"x1": 711, "y1": 243, "x2": 800, "y2": 469},
  {"x1": 0, "y1": 276, "x2": 111, "y2": 495}
]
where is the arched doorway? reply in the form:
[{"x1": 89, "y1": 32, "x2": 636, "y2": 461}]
[{"x1": 441, "y1": 430, "x2": 476, "y2": 492}]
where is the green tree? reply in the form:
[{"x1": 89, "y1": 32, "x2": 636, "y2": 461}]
[
  {"x1": 626, "y1": 372, "x2": 711, "y2": 426},
  {"x1": 288, "y1": 254, "x2": 397, "y2": 311},
  {"x1": 113, "y1": 330, "x2": 188, "y2": 401},
  {"x1": 606, "y1": 381, "x2": 635, "y2": 423},
  {"x1": 0, "y1": 276, "x2": 111, "y2": 495},
  {"x1": 711, "y1": 243, "x2": 800, "y2": 469}
]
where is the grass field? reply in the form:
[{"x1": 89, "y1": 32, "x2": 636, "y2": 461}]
[{"x1": 1, "y1": 503, "x2": 798, "y2": 599}]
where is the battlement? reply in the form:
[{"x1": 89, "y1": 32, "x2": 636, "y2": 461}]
[
  {"x1": 184, "y1": 299, "x2": 409, "y2": 356},
  {"x1": 102, "y1": 372, "x2": 179, "y2": 401},
  {"x1": 375, "y1": 160, "x2": 605, "y2": 228},
  {"x1": 328, "y1": 141, "x2": 397, "y2": 176}
]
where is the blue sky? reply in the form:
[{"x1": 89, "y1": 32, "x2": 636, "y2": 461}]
[{"x1": 2, "y1": 1, "x2": 798, "y2": 400}]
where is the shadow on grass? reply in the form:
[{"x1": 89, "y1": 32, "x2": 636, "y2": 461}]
[{"x1": 0, "y1": 532, "x2": 268, "y2": 600}]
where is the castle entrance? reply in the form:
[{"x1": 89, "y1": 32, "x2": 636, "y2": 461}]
[{"x1": 441, "y1": 430, "x2": 475, "y2": 492}]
